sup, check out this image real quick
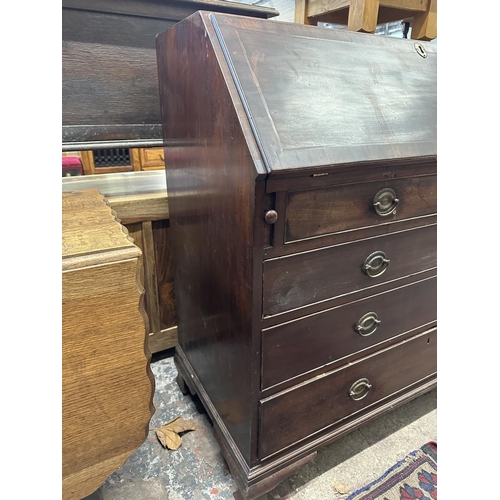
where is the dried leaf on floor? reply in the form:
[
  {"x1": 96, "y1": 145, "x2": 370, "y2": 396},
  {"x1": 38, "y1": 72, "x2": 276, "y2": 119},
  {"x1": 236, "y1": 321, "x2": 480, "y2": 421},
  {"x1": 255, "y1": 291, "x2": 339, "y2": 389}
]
[
  {"x1": 332, "y1": 481, "x2": 351, "y2": 495},
  {"x1": 156, "y1": 417, "x2": 197, "y2": 450}
]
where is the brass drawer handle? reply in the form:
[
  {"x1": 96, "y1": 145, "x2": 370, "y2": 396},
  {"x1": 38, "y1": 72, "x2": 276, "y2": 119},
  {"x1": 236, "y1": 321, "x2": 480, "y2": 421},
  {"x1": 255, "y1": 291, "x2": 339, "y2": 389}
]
[
  {"x1": 363, "y1": 251, "x2": 390, "y2": 278},
  {"x1": 349, "y1": 378, "x2": 372, "y2": 401},
  {"x1": 355, "y1": 312, "x2": 381, "y2": 336},
  {"x1": 373, "y1": 187, "x2": 399, "y2": 216}
]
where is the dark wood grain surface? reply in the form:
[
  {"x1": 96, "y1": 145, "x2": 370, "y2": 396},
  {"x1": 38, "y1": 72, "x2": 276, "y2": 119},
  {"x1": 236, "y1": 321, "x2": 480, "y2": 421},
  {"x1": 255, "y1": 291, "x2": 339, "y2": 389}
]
[
  {"x1": 211, "y1": 13, "x2": 436, "y2": 173},
  {"x1": 62, "y1": 9, "x2": 173, "y2": 131},
  {"x1": 156, "y1": 10, "x2": 437, "y2": 498},
  {"x1": 152, "y1": 220, "x2": 177, "y2": 330},
  {"x1": 62, "y1": 0, "x2": 278, "y2": 145},
  {"x1": 285, "y1": 175, "x2": 436, "y2": 242},
  {"x1": 263, "y1": 224, "x2": 437, "y2": 317},
  {"x1": 157, "y1": 12, "x2": 262, "y2": 462},
  {"x1": 261, "y1": 276, "x2": 436, "y2": 389},
  {"x1": 259, "y1": 329, "x2": 437, "y2": 458}
]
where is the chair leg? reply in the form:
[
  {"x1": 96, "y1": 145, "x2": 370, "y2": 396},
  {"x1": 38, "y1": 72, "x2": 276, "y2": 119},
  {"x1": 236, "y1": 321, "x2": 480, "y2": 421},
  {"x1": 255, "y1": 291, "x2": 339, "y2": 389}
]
[
  {"x1": 411, "y1": 0, "x2": 437, "y2": 40},
  {"x1": 348, "y1": 0, "x2": 380, "y2": 33}
]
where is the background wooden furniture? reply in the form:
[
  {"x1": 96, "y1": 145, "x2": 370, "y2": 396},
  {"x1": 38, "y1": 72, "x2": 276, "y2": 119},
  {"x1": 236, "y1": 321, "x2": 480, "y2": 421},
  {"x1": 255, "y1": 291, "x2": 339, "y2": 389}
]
[
  {"x1": 62, "y1": 189, "x2": 155, "y2": 499},
  {"x1": 62, "y1": 0, "x2": 281, "y2": 354},
  {"x1": 62, "y1": 0, "x2": 278, "y2": 152},
  {"x1": 106, "y1": 192, "x2": 178, "y2": 353},
  {"x1": 295, "y1": 0, "x2": 437, "y2": 40},
  {"x1": 157, "y1": 12, "x2": 436, "y2": 499},
  {"x1": 63, "y1": 147, "x2": 166, "y2": 175},
  {"x1": 62, "y1": 173, "x2": 178, "y2": 354}
]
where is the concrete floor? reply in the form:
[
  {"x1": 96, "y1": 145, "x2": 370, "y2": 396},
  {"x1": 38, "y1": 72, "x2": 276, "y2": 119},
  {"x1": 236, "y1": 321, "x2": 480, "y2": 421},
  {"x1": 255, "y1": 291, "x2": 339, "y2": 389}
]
[{"x1": 100, "y1": 350, "x2": 437, "y2": 500}]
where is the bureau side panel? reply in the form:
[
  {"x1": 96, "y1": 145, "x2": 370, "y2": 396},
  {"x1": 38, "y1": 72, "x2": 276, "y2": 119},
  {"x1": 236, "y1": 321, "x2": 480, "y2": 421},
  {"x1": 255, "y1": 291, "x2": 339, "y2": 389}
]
[{"x1": 156, "y1": 14, "x2": 258, "y2": 462}]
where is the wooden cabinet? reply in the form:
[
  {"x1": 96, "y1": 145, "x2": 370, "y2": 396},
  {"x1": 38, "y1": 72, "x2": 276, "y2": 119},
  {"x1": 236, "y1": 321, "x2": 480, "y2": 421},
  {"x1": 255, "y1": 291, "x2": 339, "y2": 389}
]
[
  {"x1": 62, "y1": 189, "x2": 154, "y2": 499},
  {"x1": 66, "y1": 147, "x2": 166, "y2": 175},
  {"x1": 157, "y1": 12, "x2": 436, "y2": 500},
  {"x1": 138, "y1": 147, "x2": 166, "y2": 169}
]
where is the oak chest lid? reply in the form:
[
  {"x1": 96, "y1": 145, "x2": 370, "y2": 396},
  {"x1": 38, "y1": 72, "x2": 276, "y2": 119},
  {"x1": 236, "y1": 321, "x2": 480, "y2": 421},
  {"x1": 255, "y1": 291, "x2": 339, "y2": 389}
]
[
  {"x1": 206, "y1": 12, "x2": 437, "y2": 174},
  {"x1": 62, "y1": 189, "x2": 140, "y2": 270}
]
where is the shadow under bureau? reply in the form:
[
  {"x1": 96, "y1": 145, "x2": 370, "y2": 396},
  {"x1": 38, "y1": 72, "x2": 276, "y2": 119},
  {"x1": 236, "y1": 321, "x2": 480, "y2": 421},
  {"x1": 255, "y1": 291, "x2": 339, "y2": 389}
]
[{"x1": 156, "y1": 12, "x2": 437, "y2": 500}]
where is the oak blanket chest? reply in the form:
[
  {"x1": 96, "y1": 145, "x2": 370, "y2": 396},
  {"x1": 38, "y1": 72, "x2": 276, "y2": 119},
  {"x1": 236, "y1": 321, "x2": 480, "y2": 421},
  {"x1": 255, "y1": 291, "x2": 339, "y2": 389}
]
[
  {"x1": 156, "y1": 12, "x2": 437, "y2": 500},
  {"x1": 62, "y1": 189, "x2": 154, "y2": 499}
]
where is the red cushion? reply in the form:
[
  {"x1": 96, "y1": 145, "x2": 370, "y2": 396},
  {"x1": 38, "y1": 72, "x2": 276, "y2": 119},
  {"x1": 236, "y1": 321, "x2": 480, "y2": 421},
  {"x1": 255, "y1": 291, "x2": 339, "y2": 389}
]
[{"x1": 62, "y1": 156, "x2": 82, "y2": 167}]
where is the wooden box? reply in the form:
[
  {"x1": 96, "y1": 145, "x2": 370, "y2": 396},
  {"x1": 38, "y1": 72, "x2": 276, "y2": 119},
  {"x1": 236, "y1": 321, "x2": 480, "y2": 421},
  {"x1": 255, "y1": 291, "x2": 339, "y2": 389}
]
[
  {"x1": 156, "y1": 12, "x2": 436, "y2": 499},
  {"x1": 62, "y1": 189, "x2": 154, "y2": 500}
]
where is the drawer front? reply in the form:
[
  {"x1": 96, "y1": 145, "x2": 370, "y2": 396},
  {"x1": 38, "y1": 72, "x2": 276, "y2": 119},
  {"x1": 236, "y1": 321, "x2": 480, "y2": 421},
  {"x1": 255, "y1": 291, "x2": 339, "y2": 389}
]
[
  {"x1": 285, "y1": 176, "x2": 436, "y2": 242},
  {"x1": 262, "y1": 276, "x2": 436, "y2": 389},
  {"x1": 263, "y1": 224, "x2": 436, "y2": 317},
  {"x1": 140, "y1": 148, "x2": 165, "y2": 169},
  {"x1": 259, "y1": 329, "x2": 437, "y2": 459}
]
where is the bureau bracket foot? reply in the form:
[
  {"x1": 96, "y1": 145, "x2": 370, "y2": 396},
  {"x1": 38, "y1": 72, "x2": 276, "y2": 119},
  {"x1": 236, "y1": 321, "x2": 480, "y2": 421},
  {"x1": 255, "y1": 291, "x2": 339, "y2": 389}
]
[
  {"x1": 232, "y1": 451, "x2": 317, "y2": 500},
  {"x1": 174, "y1": 352, "x2": 197, "y2": 397},
  {"x1": 175, "y1": 373, "x2": 189, "y2": 396}
]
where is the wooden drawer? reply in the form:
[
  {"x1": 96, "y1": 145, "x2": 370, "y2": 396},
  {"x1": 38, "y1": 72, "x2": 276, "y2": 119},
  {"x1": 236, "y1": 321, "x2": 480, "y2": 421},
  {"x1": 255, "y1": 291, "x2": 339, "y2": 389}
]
[
  {"x1": 261, "y1": 276, "x2": 436, "y2": 389},
  {"x1": 263, "y1": 224, "x2": 436, "y2": 317},
  {"x1": 259, "y1": 329, "x2": 437, "y2": 459},
  {"x1": 139, "y1": 147, "x2": 165, "y2": 169},
  {"x1": 285, "y1": 175, "x2": 436, "y2": 243}
]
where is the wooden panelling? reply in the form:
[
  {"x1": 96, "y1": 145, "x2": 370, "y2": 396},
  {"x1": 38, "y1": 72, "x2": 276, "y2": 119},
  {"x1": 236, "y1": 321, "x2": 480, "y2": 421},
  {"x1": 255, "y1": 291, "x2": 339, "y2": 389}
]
[
  {"x1": 97, "y1": 190, "x2": 178, "y2": 354},
  {"x1": 67, "y1": 148, "x2": 166, "y2": 176},
  {"x1": 62, "y1": 0, "x2": 278, "y2": 146}
]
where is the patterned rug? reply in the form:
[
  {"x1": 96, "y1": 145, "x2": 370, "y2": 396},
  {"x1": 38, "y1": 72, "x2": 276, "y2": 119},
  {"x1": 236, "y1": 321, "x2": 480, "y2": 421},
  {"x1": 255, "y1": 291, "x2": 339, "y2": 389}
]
[{"x1": 346, "y1": 442, "x2": 437, "y2": 500}]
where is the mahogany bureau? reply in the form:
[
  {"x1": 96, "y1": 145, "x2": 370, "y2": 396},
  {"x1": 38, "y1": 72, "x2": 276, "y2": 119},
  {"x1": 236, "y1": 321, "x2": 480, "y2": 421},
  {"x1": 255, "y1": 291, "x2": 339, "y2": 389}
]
[{"x1": 156, "y1": 12, "x2": 437, "y2": 500}]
